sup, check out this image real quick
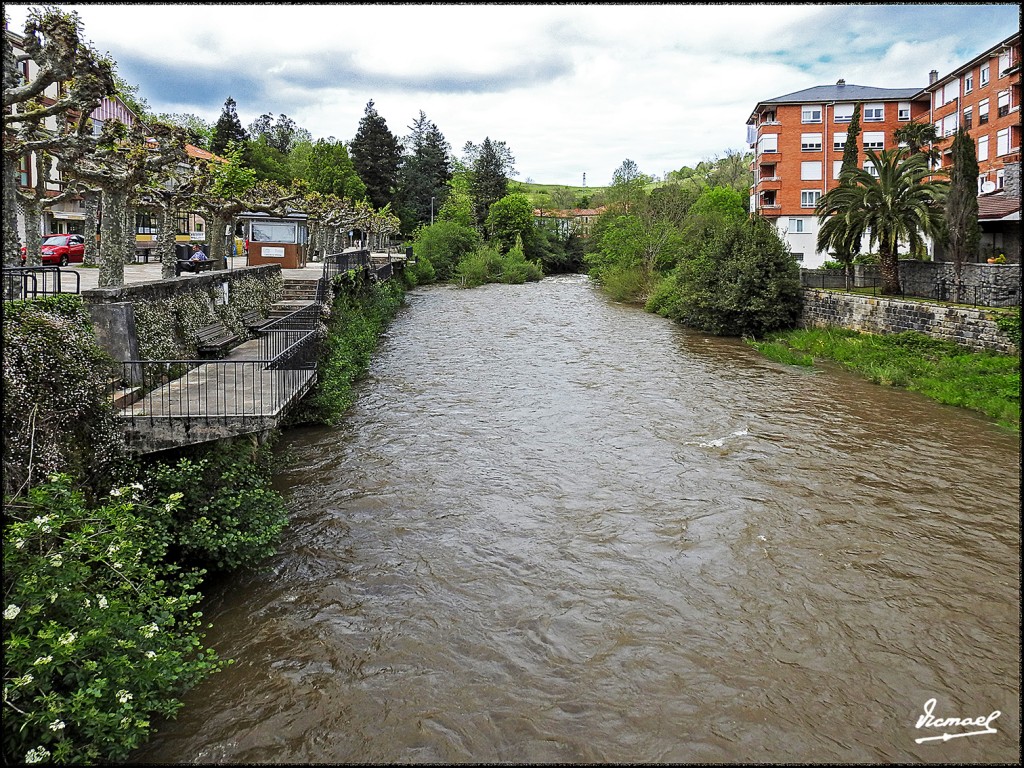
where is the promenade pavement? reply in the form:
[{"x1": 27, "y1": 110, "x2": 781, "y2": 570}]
[{"x1": 68, "y1": 256, "x2": 324, "y2": 291}]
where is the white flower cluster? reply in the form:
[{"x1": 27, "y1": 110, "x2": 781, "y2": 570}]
[
  {"x1": 25, "y1": 746, "x2": 51, "y2": 763},
  {"x1": 4, "y1": 604, "x2": 21, "y2": 620}
]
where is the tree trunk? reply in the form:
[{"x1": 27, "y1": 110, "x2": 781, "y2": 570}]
[
  {"x1": 98, "y1": 188, "x2": 126, "y2": 287},
  {"x1": 879, "y1": 242, "x2": 901, "y2": 295},
  {"x1": 123, "y1": 202, "x2": 136, "y2": 265},
  {"x1": 210, "y1": 213, "x2": 230, "y2": 269},
  {"x1": 83, "y1": 192, "x2": 99, "y2": 266},
  {"x1": 159, "y1": 204, "x2": 177, "y2": 279},
  {"x1": 3, "y1": 159, "x2": 23, "y2": 267},
  {"x1": 21, "y1": 199, "x2": 43, "y2": 267}
]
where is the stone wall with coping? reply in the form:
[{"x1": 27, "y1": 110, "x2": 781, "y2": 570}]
[
  {"x1": 82, "y1": 265, "x2": 283, "y2": 363},
  {"x1": 801, "y1": 261, "x2": 1020, "y2": 307},
  {"x1": 800, "y1": 289, "x2": 1019, "y2": 355}
]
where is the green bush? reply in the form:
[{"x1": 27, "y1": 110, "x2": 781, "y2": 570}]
[
  {"x1": 455, "y1": 243, "x2": 504, "y2": 287},
  {"x1": 140, "y1": 437, "x2": 289, "y2": 572},
  {"x1": 3, "y1": 475, "x2": 226, "y2": 764},
  {"x1": 412, "y1": 220, "x2": 482, "y2": 281},
  {"x1": 293, "y1": 280, "x2": 404, "y2": 425},
  {"x1": 647, "y1": 215, "x2": 802, "y2": 337},
  {"x1": 2, "y1": 296, "x2": 132, "y2": 501}
]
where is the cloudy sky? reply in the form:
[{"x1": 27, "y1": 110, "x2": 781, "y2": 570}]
[{"x1": 5, "y1": 3, "x2": 1020, "y2": 185}]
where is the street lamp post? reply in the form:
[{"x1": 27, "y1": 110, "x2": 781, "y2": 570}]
[{"x1": 430, "y1": 196, "x2": 435, "y2": 226}]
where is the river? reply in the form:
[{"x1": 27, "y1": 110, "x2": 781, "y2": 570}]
[{"x1": 135, "y1": 274, "x2": 1020, "y2": 764}]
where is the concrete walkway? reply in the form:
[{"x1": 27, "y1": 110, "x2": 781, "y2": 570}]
[{"x1": 66, "y1": 256, "x2": 325, "y2": 292}]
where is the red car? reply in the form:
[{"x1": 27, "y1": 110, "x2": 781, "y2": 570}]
[{"x1": 20, "y1": 234, "x2": 87, "y2": 266}]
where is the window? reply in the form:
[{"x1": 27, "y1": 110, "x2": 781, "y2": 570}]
[
  {"x1": 999, "y1": 50, "x2": 1011, "y2": 75},
  {"x1": 898, "y1": 102, "x2": 911, "y2": 121},
  {"x1": 19, "y1": 155, "x2": 31, "y2": 187},
  {"x1": 20, "y1": 60, "x2": 30, "y2": 85},
  {"x1": 941, "y1": 113, "x2": 958, "y2": 137},
  {"x1": 997, "y1": 90, "x2": 1010, "y2": 117},
  {"x1": 996, "y1": 169, "x2": 1005, "y2": 190},
  {"x1": 997, "y1": 128, "x2": 1010, "y2": 156},
  {"x1": 833, "y1": 160, "x2": 844, "y2": 179},
  {"x1": 801, "y1": 161, "x2": 822, "y2": 180},
  {"x1": 834, "y1": 104, "x2": 854, "y2": 123},
  {"x1": 979, "y1": 98, "x2": 990, "y2": 125},
  {"x1": 965, "y1": 72, "x2": 974, "y2": 93},
  {"x1": 800, "y1": 190, "x2": 821, "y2": 208},
  {"x1": 758, "y1": 134, "x2": 778, "y2": 154},
  {"x1": 963, "y1": 106, "x2": 973, "y2": 130},
  {"x1": 863, "y1": 160, "x2": 879, "y2": 177},
  {"x1": 251, "y1": 221, "x2": 298, "y2": 243},
  {"x1": 941, "y1": 79, "x2": 959, "y2": 106},
  {"x1": 788, "y1": 218, "x2": 806, "y2": 233},
  {"x1": 833, "y1": 132, "x2": 847, "y2": 151},
  {"x1": 135, "y1": 212, "x2": 157, "y2": 235},
  {"x1": 802, "y1": 105, "x2": 822, "y2": 123},
  {"x1": 863, "y1": 131, "x2": 885, "y2": 150},
  {"x1": 980, "y1": 63, "x2": 989, "y2": 86},
  {"x1": 863, "y1": 103, "x2": 884, "y2": 122},
  {"x1": 792, "y1": 253, "x2": 804, "y2": 263},
  {"x1": 977, "y1": 135, "x2": 989, "y2": 161},
  {"x1": 801, "y1": 133, "x2": 822, "y2": 151},
  {"x1": 762, "y1": 110, "x2": 777, "y2": 124}
]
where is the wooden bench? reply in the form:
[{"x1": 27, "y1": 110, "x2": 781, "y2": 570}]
[
  {"x1": 195, "y1": 320, "x2": 239, "y2": 358},
  {"x1": 241, "y1": 309, "x2": 270, "y2": 333},
  {"x1": 175, "y1": 259, "x2": 215, "y2": 276}
]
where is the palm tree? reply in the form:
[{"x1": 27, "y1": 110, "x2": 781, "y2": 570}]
[
  {"x1": 816, "y1": 148, "x2": 948, "y2": 295},
  {"x1": 893, "y1": 120, "x2": 942, "y2": 164}
]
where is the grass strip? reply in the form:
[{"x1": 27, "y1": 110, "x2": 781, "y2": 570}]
[{"x1": 748, "y1": 328, "x2": 1020, "y2": 430}]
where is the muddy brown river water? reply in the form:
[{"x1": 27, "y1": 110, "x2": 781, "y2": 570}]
[{"x1": 135, "y1": 274, "x2": 1020, "y2": 764}]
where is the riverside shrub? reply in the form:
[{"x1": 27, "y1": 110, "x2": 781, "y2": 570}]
[
  {"x1": 2, "y1": 475, "x2": 226, "y2": 765},
  {"x1": 292, "y1": 280, "x2": 404, "y2": 425},
  {"x1": 140, "y1": 437, "x2": 289, "y2": 572},
  {"x1": 647, "y1": 215, "x2": 802, "y2": 337}
]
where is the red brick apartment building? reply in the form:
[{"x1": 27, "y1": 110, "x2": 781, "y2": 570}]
[{"x1": 747, "y1": 32, "x2": 1021, "y2": 267}]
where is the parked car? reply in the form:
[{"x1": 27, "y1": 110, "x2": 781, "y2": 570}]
[{"x1": 20, "y1": 234, "x2": 87, "y2": 266}]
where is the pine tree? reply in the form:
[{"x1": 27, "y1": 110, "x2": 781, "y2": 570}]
[
  {"x1": 469, "y1": 137, "x2": 513, "y2": 228},
  {"x1": 946, "y1": 126, "x2": 980, "y2": 293},
  {"x1": 397, "y1": 111, "x2": 452, "y2": 231},
  {"x1": 210, "y1": 97, "x2": 249, "y2": 155},
  {"x1": 350, "y1": 100, "x2": 401, "y2": 211}
]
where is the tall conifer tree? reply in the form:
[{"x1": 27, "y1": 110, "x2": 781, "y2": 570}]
[
  {"x1": 946, "y1": 126, "x2": 980, "y2": 294},
  {"x1": 350, "y1": 100, "x2": 401, "y2": 211},
  {"x1": 210, "y1": 97, "x2": 249, "y2": 155}
]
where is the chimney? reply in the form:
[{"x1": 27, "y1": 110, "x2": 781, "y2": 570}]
[
  {"x1": 929, "y1": 69, "x2": 939, "y2": 84},
  {"x1": 836, "y1": 78, "x2": 846, "y2": 86}
]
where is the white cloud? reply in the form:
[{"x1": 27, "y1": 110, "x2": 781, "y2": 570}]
[{"x1": 4, "y1": 3, "x2": 1018, "y2": 185}]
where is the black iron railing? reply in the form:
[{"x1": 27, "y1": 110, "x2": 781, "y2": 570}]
[
  {"x1": 119, "y1": 355, "x2": 316, "y2": 424},
  {"x1": 2, "y1": 266, "x2": 80, "y2": 300},
  {"x1": 801, "y1": 272, "x2": 1020, "y2": 307}
]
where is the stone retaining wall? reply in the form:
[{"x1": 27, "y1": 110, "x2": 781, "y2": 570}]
[
  {"x1": 82, "y1": 265, "x2": 283, "y2": 363},
  {"x1": 800, "y1": 289, "x2": 1018, "y2": 355}
]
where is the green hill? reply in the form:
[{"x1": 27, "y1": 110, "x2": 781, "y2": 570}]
[{"x1": 510, "y1": 181, "x2": 609, "y2": 211}]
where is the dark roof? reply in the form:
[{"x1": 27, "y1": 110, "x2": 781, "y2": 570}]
[
  {"x1": 978, "y1": 194, "x2": 1021, "y2": 220},
  {"x1": 758, "y1": 84, "x2": 924, "y2": 106},
  {"x1": 747, "y1": 83, "x2": 926, "y2": 124}
]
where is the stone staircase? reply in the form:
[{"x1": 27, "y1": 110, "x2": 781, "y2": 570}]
[{"x1": 280, "y1": 278, "x2": 320, "y2": 302}]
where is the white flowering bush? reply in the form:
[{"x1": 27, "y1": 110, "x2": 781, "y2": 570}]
[{"x1": 2, "y1": 475, "x2": 228, "y2": 764}]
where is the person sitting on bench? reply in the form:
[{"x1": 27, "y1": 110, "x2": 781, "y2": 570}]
[{"x1": 176, "y1": 245, "x2": 209, "y2": 275}]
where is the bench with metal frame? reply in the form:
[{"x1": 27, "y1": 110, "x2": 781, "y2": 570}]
[{"x1": 195, "y1": 320, "x2": 239, "y2": 358}]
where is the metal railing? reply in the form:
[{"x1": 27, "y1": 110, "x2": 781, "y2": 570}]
[
  {"x1": 318, "y1": 250, "x2": 371, "y2": 303},
  {"x1": 800, "y1": 271, "x2": 1020, "y2": 307},
  {"x1": 119, "y1": 305, "x2": 321, "y2": 424},
  {"x1": 118, "y1": 358, "x2": 316, "y2": 424},
  {"x1": 2, "y1": 266, "x2": 80, "y2": 300}
]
